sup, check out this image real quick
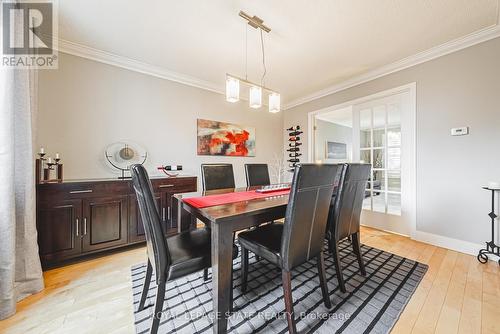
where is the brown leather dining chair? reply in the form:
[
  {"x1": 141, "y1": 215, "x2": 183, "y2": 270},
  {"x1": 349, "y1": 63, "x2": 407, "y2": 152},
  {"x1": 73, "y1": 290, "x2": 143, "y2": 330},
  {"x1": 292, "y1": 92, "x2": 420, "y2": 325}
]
[
  {"x1": 131, "y1": 164, "x2": 238, "y2": 334},
  {"x1": 238, "y1": 163, "x2": 342, "y2": 333},
  {"x1": 326, "y1": 163, "x2": 371, "y2": 293}
]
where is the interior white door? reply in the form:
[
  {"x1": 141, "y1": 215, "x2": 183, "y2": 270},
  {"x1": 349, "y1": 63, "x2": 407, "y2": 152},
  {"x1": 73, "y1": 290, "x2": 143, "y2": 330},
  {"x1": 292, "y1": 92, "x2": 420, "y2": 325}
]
[{"x1": 352, "y1": 90, "x2": 415, "y2": 236}]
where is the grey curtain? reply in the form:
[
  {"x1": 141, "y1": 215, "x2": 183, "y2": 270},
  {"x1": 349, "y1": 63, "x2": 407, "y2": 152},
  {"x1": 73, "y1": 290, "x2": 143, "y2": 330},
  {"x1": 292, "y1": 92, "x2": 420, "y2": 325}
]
[{"x1": 0, "y1": 4, "x2": 44, "y2": 319}]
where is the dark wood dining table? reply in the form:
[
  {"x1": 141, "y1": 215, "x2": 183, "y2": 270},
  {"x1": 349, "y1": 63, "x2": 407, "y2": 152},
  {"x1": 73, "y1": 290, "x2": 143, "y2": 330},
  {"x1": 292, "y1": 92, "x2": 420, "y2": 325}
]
[{"x1": 172, "y1": 186, "x2": 289, "y2": 334}]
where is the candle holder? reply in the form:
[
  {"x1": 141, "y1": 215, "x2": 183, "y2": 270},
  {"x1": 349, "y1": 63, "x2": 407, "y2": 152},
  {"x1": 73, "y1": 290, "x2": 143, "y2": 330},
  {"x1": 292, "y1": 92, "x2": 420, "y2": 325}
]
[
  {"x1": 36, "y1": 151, "x2": 64, "y2": 184},
  {"x1": 35, "y1": 152, "x2": 46, "y2": 184}
]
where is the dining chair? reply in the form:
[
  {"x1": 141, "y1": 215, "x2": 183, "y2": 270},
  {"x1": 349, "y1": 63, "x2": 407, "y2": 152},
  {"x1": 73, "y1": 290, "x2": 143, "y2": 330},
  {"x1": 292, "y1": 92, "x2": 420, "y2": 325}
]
[
  {"x1": 325, "y1": 163, "x2": 370, "y2": 293},
  {"x1": 238, "y1": 163, "x2": 342, "y2": 333},
  {"x1": 244, "y1": 163, "x2": 271, "y2": 187},
  {"x1": 201, "y1": 163, "x2": 235, "y2": 191},
  {"x1": 200, "y1": 163, "x2": 236, "y2": 278},
  {"x1": 131, "y1": 164, "x2": 238, "y2": 334}
]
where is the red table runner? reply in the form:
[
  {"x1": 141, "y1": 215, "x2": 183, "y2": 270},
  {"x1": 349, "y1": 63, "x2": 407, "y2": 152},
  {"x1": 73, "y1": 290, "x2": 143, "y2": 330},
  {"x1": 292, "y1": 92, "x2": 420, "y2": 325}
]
[{"x1": 184, "y1": 189, "x2": 290, "y2": 208}]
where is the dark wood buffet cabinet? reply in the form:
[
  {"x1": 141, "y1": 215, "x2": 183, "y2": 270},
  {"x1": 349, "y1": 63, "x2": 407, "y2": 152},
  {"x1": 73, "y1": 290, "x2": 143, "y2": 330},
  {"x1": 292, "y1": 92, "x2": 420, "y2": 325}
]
[{"x1": 36, "y1": 176, "x2": 197, "y2": 268}]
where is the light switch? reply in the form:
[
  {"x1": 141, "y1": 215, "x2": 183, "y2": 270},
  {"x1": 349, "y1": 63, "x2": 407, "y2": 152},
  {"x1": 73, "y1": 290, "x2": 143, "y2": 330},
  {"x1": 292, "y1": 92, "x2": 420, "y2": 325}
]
[{"x1": 450, "y1": 127, "x2": 469, "y2": 136}]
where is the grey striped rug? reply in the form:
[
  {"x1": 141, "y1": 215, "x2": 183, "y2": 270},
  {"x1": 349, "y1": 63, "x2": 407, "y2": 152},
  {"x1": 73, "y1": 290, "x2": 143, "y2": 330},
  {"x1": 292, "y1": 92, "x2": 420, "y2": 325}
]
[{"x1": 131, "y1": 240, "x2": 427, "y2": 333}]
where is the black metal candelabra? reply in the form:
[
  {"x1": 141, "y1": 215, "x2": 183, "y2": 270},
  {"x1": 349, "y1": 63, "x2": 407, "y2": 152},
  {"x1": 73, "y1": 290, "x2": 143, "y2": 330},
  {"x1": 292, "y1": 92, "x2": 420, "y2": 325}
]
[{"x1": 477, "y1": 187, "x2": 500, "y2": 265}]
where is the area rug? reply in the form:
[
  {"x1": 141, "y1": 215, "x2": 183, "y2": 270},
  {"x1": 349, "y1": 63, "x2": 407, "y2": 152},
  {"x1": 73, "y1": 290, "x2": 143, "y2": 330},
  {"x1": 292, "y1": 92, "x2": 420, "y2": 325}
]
[{"x1": 131, "y1": 240, "x2": 427, "y2": 333}]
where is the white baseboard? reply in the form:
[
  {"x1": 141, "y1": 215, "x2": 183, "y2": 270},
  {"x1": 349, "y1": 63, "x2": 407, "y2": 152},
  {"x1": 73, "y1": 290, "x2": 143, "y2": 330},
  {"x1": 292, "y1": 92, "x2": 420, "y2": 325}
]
[{"x1": 413, "y1": 230, "x2": 499, "y2": 261}]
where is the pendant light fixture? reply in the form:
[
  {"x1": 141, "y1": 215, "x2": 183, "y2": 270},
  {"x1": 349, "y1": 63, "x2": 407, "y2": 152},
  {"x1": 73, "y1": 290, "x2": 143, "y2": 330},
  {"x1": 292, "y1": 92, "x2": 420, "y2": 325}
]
[
  {"x1": 225, "y1": 11, "x2": 280, "y2": 113},
  {"x1": 269, "y1": 92, "x2": 280, "y2": 113},
  {"x1": 249, "y1": 86, "x2": 262, "y2": 108},
  {"x1": 225, "y1": 76, "x2": 239, "y2": 102}
]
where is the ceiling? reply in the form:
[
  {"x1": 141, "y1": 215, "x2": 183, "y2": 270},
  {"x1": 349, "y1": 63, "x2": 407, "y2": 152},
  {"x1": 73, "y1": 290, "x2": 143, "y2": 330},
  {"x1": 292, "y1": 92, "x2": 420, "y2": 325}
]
[
  {"x1": 58, "y1": 0, "x2": 499, "y2": 106},
  {"x1": 316, "y1": 107, "x2": 353, "y2": 128}
]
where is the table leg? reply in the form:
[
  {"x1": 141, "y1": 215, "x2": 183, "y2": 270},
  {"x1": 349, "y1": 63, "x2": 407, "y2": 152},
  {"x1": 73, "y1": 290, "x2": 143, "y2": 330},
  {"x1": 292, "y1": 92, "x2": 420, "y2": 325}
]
[
  {"x1": 174, "y1": 201, "x2": 197, "y2": 233},
  {"x1": 211, "y1": 223, "x2": 233, "y2": 334}
]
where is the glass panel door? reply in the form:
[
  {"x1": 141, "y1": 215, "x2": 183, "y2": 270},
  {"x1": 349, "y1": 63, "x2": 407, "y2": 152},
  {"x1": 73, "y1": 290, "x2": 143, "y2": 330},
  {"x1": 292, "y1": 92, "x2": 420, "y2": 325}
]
[
  {"x1": 352, "y1": 87, "x2": 415, "y2": 237},
  {"x1": 360, "y1": 103, "x2": 401, "y2": 216}
]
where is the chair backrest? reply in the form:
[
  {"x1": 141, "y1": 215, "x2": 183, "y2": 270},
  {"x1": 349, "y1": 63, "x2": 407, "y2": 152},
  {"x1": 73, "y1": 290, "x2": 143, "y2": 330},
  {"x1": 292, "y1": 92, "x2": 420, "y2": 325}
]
[
  {"x1": 130, "y1": 164, "x2": 170, "y2": 283},
  {"x1": 244, "y1": 163, "x2": 271, "y2": 187},
  {"x1": 281, "y1": 163, "x2": 341, "y2": 271},
  {"x1": 329, "y1": 163, "x2": 371, "y2": 241},
  {"x1": 201, "y1": 164, "x2": 235, "y2": 191}
]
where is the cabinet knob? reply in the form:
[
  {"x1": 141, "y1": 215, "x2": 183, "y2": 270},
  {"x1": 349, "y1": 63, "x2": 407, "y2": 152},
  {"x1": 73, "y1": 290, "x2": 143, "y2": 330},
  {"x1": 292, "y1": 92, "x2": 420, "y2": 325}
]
[
  {"x1": 159, "y1": 184, "x2": 174, "y2": 188},
  {"x1": 83, "y1": 218, "x2": 87, "y2": 235},
  {"x1": 76, "y1": 218, "x2": 79, "y2": 236}
]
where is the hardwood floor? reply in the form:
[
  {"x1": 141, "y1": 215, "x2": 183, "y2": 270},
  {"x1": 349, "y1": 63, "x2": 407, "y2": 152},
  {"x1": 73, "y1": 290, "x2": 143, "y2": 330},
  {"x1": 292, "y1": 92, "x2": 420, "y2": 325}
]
[{"x1": 0, "y1": 226, "x2": 498, "y2": 334}]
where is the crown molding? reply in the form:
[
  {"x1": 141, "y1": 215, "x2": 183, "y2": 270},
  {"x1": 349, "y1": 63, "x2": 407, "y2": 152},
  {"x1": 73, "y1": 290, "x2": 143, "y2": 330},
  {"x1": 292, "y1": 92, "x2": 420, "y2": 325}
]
[
  {"x1": 56, "y1": 38, "x2": 225, "y2": 95},
  {"x1": 56, "y1": 23, "x2": 500, "y2": 110},
  {"x1": 283, "y1": 24, "x2": 500, "y2": 110}
]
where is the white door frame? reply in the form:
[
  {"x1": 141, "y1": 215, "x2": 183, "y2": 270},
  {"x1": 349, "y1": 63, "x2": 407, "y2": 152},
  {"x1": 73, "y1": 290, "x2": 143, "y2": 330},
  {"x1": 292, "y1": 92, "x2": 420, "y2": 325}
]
[{"x1": 307, "y1": 82, "x2": 417, "y2": 237}]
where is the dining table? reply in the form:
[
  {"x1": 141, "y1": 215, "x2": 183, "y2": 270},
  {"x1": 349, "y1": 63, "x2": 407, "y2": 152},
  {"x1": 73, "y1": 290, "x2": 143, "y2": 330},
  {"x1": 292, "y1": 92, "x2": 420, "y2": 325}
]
[{"x1": 172, "y1": 186, "x2": 290, "y2": 334}]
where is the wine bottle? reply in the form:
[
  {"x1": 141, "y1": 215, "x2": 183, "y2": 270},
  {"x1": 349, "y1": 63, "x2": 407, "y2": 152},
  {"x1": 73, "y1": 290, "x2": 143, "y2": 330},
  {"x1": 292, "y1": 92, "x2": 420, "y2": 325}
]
[
  {"x1": 288, "y1": 131, "x2": 303, "y2": 136},
  {"x1": 288, "y1": 136, "x2": 301, "y2": 141},
  {"x1": 163, "y1": 165, "x2": 182, "y2": 171}
]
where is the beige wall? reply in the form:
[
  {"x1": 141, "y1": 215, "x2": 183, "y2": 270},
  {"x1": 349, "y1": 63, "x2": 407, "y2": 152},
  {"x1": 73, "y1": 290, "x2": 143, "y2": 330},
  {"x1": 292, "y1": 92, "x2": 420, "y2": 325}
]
[
  {"x1": 284, "y1": 37, "x2": 500, "y2": 246},
  {"x1": 37, "y1": 53, "x2": 284, "y2": 188}
]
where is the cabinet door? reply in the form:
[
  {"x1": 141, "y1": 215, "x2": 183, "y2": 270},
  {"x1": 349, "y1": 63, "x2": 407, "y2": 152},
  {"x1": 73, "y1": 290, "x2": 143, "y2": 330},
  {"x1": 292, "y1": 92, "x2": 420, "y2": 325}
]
[
  {"x1": 162, "y1": 192, "x2": 179, "y2": 236},
  {"x1": 129, "y1": 193, "x2": 161, "y2": 243},
  {"x1": 37, "y1": 199, "x2": 82, "y2": 263},
  {"x1": 82, "y1": 196, "x2": 128, "y2": 252}
]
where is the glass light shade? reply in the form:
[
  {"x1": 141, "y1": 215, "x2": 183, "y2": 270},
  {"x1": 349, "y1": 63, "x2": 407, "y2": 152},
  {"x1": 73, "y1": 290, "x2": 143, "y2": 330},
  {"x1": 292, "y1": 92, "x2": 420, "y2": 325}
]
[
  {"x1": 268, "y1": 92, "x2": 281, "y2": 113},
  {"x1": 225, "y1": 77, "x2": 239, "y2": 102},
  {"x1": 249, "y1": 86, "x2": 262, "y2": 109}
]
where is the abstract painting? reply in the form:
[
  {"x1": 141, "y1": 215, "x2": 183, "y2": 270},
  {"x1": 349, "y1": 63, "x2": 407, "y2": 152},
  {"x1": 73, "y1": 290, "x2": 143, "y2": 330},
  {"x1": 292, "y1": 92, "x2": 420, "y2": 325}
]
[{"x1": 197, "y1": 119, "x2": 256, "y2": 156}]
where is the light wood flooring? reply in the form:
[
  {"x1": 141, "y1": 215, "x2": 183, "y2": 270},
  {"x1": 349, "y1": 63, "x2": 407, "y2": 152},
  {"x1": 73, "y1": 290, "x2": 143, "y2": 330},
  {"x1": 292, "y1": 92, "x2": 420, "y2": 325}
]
[{"x1": 0, "y1": 226, "x2": 499, "y2": 334}]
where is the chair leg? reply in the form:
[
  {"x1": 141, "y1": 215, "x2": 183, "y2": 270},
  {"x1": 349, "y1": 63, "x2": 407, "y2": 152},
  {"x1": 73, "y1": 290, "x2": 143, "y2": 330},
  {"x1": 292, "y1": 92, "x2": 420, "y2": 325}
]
[
  {"x1": 241, "y1": 247, "x2": 249, "y2": 293},
  {"x1": 332, "y1": 241, "x2": 346, "y2": 293},
  {"x1": 203, "y1": 268, "x2": 209, "y2": 281},
  {"x1": 138, "y1": 260, "x2": 153, "y2": 311},
  {"x1": 352, "y1": 232, "x2": 366, "y2": 276},
  {"x1": 150, "y1": 280, "x2": 166, "y2": 334},
  {"x1": 317, "y1": 252, "x2": 332, "y2": 309},
  {"x1": 282, "y1": 270, "x2": 297, "y2": 334},
  {"x1": 327, "y1": 236, "x2": 335, "y2": 254},
  {"x1": 229, "y1": 265, "x2": 234, "y2": 312}
]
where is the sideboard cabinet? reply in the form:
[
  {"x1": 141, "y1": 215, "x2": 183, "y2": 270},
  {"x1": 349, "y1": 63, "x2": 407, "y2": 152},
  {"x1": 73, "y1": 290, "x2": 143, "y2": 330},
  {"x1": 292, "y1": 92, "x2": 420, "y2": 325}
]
[{"x1": 36, "y1": 176, "x2": 197, "y2": 268}]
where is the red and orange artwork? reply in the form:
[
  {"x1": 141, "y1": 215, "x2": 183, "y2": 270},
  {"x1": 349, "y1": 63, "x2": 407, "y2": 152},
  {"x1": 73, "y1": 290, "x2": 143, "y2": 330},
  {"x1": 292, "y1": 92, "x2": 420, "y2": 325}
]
[{"x1": 197, "y1": 119, "x2": 256, "y2": 156}]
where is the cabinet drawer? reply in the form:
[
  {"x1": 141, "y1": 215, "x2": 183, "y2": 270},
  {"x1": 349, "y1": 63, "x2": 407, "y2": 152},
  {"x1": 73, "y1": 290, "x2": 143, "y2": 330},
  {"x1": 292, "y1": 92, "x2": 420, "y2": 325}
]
[
  {"x1": 151, "y1": 177, "x2": 197, "y2": 193},
  {"x1": 38, "y1": 181, "x2": 130, "y2": 202}
]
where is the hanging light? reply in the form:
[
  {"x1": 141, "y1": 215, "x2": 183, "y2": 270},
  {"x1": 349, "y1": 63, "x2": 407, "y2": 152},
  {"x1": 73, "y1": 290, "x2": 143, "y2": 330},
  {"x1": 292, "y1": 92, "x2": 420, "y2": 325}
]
[
  {"x1": 226, "y1": 76, "x2": 240, "y2": 103},
  {"x1": 268, "y1": 92, "x2": 280, "y2": 113},
  {"x1": 249, "y1": 86, "x2": 262, "y2": 109},
  {"x1": 224, "y1": 11, "x2": 280, "y2": 112}
]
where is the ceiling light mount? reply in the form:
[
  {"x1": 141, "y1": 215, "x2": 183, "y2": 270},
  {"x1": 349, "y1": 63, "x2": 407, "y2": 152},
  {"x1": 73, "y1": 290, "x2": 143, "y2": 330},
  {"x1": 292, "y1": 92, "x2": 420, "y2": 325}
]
[{"x1": 239, "y1": 11, "x2": 271, "y2": 33}]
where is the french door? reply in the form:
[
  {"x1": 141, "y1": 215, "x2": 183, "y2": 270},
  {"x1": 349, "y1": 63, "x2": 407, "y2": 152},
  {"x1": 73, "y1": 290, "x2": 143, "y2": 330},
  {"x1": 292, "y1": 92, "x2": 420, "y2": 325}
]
[{"x1": 352, "y1": 87, "x2": 415, "y2": 236}]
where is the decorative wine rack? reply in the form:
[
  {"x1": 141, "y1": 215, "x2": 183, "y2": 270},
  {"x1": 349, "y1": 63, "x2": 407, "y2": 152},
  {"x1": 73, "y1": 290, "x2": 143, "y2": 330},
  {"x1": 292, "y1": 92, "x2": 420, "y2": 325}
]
[{"x1": 286, "y1": 125, "x2": 303, "y2": 172}]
